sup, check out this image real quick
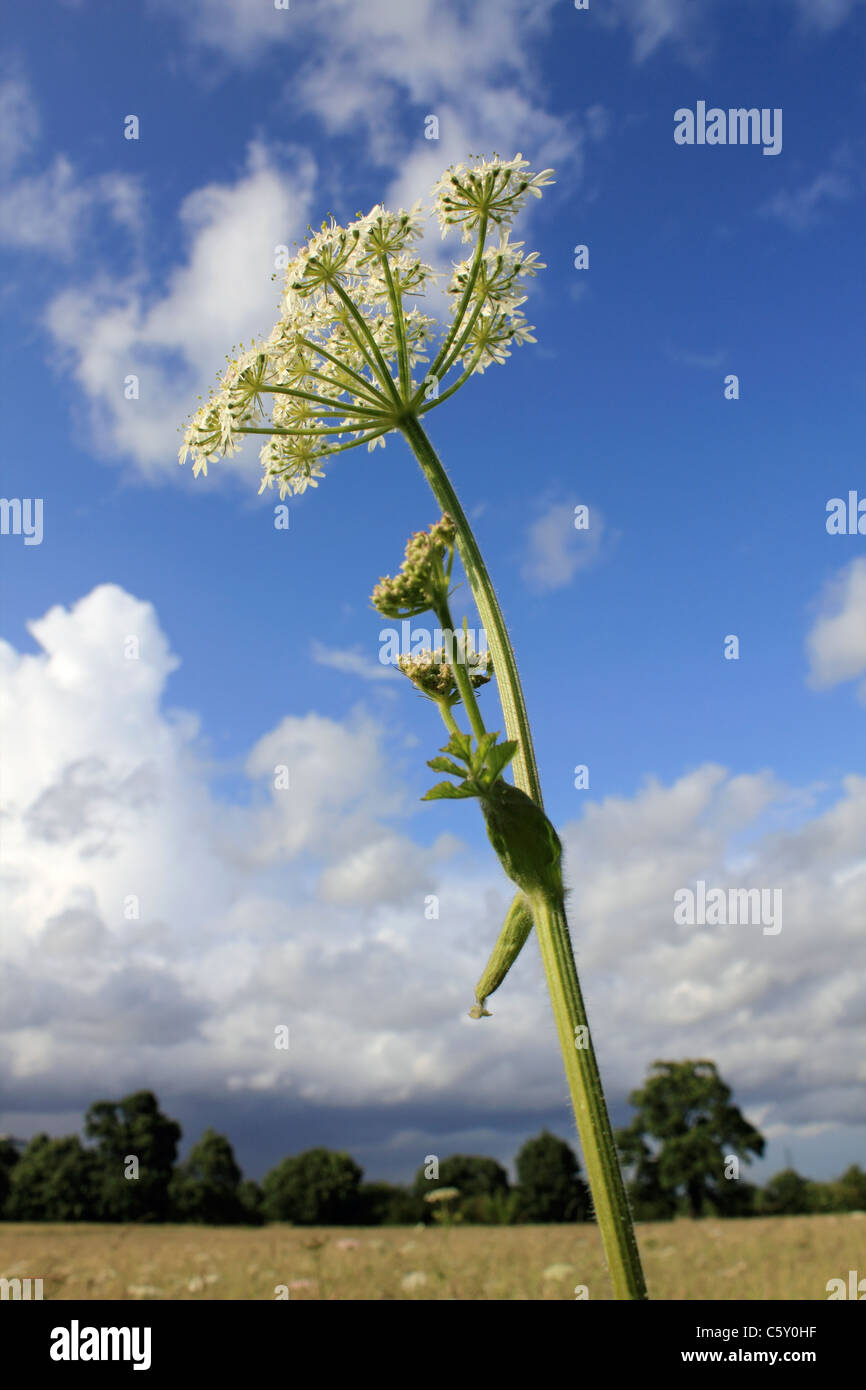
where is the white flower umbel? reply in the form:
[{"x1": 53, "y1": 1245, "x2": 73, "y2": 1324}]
[
  {"x1": 178, "y1": 155, "x2": 552, "y2": 499},
  {"x1": 178, "y1": 154, "x2": 648, "y2": 1302}
]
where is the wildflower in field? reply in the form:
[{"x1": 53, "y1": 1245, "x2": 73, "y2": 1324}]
[
  {"x1": 401, "y1": 1270, "x2": 428, "y2": 1292},
  {"x1": 334, "y1": 1238, "x2": 361, "y2": 1251},
  {"x1": 177, "y1": 150, "x2": 648, "y2": 1301},
  {"x1": 541, "y1": 1263, "x2": 574, "y2": 1281},
  {"x1": 423, "y1": 1187, "x2": 460, "y2": 1204}
]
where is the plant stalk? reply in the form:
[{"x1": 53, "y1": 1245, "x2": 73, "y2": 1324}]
[{"x1": 401, "y1": 414, "x2": 647, "y2": 1301}]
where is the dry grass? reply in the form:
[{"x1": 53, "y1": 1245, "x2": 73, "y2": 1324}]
[{"x1": 0, "y1": 1213, "x2": 861, "y2": 1300}]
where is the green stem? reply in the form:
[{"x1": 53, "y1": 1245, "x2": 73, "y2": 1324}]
[
  {"x1": 327, "y1": 280, "x2": 402, "y2": 408},
  {"x1": 400, "y1": 414, "x2": 647, "y2": 1302},
  {"x1": 239, "y1": 424, "x2": 392, "y2": 454},
  {"x1": 419, "y1": 211, "x2": 489, "y2": 399},
  {"x1": 436, "y1": 700, "x2": 463, "y2": 740},
  {"x1": 400, "y1": 416, "x2": 541, "y2": 803},
  {"x1": 420, "y1": 343, "x2": 487, "y2": 415},
  {"x1": 296, "y1": 340, "x2": 387, "y2": 407},
  {"x1": 432, "y1": 587, "x2": 488, "y2": 746},
  {"x1": 259, "y1": 385, "x2": 388, "y2": 417},
  {"x1": 381, "y1": 253, "x2": 411, "y2": 399},
  {"x1": 529, "y1": 891, "x2": 647, "y2": 1301}
]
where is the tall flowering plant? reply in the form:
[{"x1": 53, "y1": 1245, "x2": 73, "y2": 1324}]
[{"x1": 180, "y1": 155, "x2": 647, "y2": 1300}]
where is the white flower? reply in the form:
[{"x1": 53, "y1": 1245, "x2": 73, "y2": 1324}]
[
  {"x1": 431, "y1": 154, "x2": 554, "y2": 241},
  {"x1": 178, "y1": 154, "x2": 552, "y2": 496}
]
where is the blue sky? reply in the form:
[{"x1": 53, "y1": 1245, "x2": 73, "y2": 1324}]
[{"x1": 1, "y1": 0, "x2": 865, "y2": 1193}]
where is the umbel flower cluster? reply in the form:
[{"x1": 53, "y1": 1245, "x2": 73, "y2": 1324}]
[
  {"x1": 370, "y1": 515, "x2": 456, "y2": 618},
  {"x1": 178, "y1": 155, "x2": 553, "y2": 498}
]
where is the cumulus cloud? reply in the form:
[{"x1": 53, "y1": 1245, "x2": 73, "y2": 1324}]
[
  {"x1": 45, "y1": 142, "x2": 316, "y2": 474},
  {"x1": 0, "y1": 75, "x2": 142, "y2": 255},
  {"x1": 521, "y1": 500, "x2": 606, "y2": 592},
  {"x1": 149, "y1": 0, "x2": 581, "y2": 219},
  {"x1": 806, "y1": 558, "x2": 866, "y2": 695},
  {"x1": 2, "y1": 584, "x2": 866, "y2": 1163}
]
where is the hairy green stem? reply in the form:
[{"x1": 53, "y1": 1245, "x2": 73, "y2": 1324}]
[
  {"x1": 432, "y1": 597, "x2": 488, "y2": 746},
  {"x1": 401, "y1": 414, "x2": 647, "y2": 1301}
]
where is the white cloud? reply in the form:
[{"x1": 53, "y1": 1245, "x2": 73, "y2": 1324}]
[
  {"x1": 603, "y1": 0, "x2": 865, "y2": 61},
  {"x1": 760, "y1": 170, "x2": 851, "y2": 231},
  {"x1": 311, "y1": 641, "x2": 397, "y2": 683},
  {"x1": 151, "y1": 0, "x2": 581, "y2": 210},
  {"x1": 38, "y1": 3, "x2": 585, "y2": 479},
  {"x1": 3, "y1": 583, "x2": 866, "y2": 1144},
  {"x1": 607, "y1": 0, "x2": 702, "y2": 63},
  {"x1": 797, "y1": 0, "x2": 866, "y2": 27},
  {"x1": 665, "y1": 342, "x2": 726, "y2": 369},
  {"x1": 521, "y1": 500, "x2": 606, "y2": 592},
  {"x1": 806, "y1": 558, "x2": 866, "y2": 694},
  {"x1": 45, "y1": 142, "x2": 316, "y2": 474},
  {"x1": 0, "y1": 75, "x2": 40, "y2": 176},
  {"x1": 0, "y1": 158, "x2": 141, "y2": 255},
  {"x1": 0, "y1": 75, "x2": 143, "y2": 256}
]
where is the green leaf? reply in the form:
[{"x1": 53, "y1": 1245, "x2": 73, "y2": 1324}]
[
  {"x1": 422, "y1": 780, "x2": 477, "y2": 801},
  {"x1": 427, "y1": 756, "x2": 469, "y2": 777},
  {"x1": 471, "y1": 731, "x2": 499, "y2": 774},
  {"x1": 442, "y1": 731, "x2": 472, "y2": 764},
  {"x1": 484, "y1": 739, "x2": 519, "y2": 783}
]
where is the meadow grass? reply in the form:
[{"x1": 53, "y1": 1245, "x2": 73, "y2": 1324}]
[{"x1": 1, "y1": 1213, "x2": 861, "y2": 1300}]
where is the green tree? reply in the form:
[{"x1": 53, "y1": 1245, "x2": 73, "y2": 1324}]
[
  {"x1": 756, "y1": 1168, "x2": 816, "y2": 1216},
  {"x1": 413, "y1": 1154, "x2": 509, "y2": 1202},
  {"x1": 261, "y1": 1148, "x2": 363, "y2": 1224},
  {"x1": 514, "y1": 1130, "x2": 590, "y2": 1222},
  {"x1": 84, "y1": 1090, "x2": 181, "y2": 1222},
  {"x1": 621, "y1": 1137, "x2": 678, "y2": 1221},
  {"x1": 169, "y1": 1129, "x2": 244, "y2": 1225},
  {"x1": 829, "y1": 1164, "x2": 866, "y2": 1213},
  {"x1": 6, "y1": 1135, "x2": 99, "y2": 1221},
  {"x1": 355, "y1": 1182, "x2": 427, "y2": 1226},
  {"x1": 0, "y1": 1137, "x2": 22, "y2": 1217},
  {"x1": 238, "y1": 1179, "x2": 265, "y2": 1226},
  {"x1": 615, "y1": 1060, "x2": 765, "y2": 1219}
]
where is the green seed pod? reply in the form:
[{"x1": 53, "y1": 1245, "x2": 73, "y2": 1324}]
[{"x1": 469, "y1": 891, "x2": 534, "y2": 1018}]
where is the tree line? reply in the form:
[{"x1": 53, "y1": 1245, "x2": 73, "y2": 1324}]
[{"x1": 0, "y1": 1061, "x2": 861, "y2": 1226}]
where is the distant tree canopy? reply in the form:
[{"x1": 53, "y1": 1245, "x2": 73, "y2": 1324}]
[
  {"x1": 413, "y1": 1154, "x2": 509, "y2": 1201},
  {"x1": 616, "y1": 1060, "x2": 765, "y2": 1219},
  {"x1": 0, "y1": 1137, "x2": 21, "y2": 1214},
  {"x1": 355, "y1": 1182, "x2": 427, "y2": 1226},
  {"x1": 0, "y1": 1075, "x2": 860, "y2": 1226},
  {"x1": 5, "y1": 1135, "x2": 100, "y2": 1221},
  {"x1": 169, "y1": 1128, "x2": 245, "y2": 1225},
  {"x1": 831, "y1": 1164, "x2": 866, "y2": 1213},
  {"x1": 514, "y1": 1131, "x2": 590, "y2": 1223},
  {"x1": 412, "y1": 1153, "x2": 510, "y2": 1221},
  {"x1": 756, "y1": 1168, "x2": 814, "y2": 1216},
  {"x1": 262, "y1": 1147, "x2": 363, "y2": 1224},
  {"x1": 85, "y1": 1090, "x2": 181, "y2": 1222}
]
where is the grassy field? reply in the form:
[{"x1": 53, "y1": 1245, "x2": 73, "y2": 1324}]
[{"x1": 0, "y1": 1213, "x2": 861, "y2": 1300}]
